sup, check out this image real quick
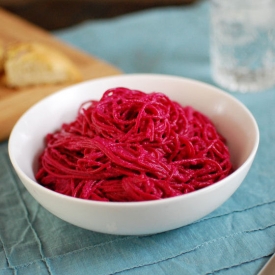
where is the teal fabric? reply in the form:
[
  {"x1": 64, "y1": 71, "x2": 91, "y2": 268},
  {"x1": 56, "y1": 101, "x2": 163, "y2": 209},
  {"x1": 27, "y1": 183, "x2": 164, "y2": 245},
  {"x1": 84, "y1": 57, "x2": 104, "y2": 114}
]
[{"x1": 1, "y1": 1, "x2": 275, "y2": 274}]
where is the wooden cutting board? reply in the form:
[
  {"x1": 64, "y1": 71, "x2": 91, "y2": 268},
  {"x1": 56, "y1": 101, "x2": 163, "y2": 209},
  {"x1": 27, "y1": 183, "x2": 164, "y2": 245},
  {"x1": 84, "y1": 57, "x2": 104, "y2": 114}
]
[{"x1": 0, "y1": 8, "x2": 122, "y2": 142}]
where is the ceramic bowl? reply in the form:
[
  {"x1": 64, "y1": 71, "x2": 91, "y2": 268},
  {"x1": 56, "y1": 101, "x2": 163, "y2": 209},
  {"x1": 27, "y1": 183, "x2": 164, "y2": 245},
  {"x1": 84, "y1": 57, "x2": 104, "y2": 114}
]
[{"x1": 8, "y1": 74, "x2": 259, "y2": 235}]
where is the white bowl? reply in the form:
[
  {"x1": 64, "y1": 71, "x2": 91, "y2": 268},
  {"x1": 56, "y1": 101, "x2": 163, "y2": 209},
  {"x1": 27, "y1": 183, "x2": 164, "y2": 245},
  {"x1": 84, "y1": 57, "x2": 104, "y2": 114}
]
[{"x1": 8, "y1": 74, "x2": 259, "y2": 235}]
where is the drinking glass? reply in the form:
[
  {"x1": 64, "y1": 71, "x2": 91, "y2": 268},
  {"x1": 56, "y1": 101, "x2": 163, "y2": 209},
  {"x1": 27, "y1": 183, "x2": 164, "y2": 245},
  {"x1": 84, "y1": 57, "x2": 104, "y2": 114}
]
[{"x1": 210, "y1": 0, "x2": 275, "y2": 92}]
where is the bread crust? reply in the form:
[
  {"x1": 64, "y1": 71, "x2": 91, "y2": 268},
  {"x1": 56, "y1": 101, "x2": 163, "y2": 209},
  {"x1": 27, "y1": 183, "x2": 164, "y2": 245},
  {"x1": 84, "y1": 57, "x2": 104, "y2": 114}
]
[{"x1": 0, "y1": 41, "x2": 4, "y2": 73}]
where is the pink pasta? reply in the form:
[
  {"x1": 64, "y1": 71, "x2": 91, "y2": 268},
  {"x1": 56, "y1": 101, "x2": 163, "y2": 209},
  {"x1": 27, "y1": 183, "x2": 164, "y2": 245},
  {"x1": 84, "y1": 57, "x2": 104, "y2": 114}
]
[{"x1": 36, "y1": 87, "x2": 233, "y2": 202}]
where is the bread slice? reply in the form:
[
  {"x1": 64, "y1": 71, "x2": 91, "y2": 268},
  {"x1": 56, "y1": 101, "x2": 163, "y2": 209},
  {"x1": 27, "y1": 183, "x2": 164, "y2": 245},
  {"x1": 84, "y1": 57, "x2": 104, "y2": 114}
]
[{"x1": 4, "y1": 42, "x2": 82, "y2": 88}]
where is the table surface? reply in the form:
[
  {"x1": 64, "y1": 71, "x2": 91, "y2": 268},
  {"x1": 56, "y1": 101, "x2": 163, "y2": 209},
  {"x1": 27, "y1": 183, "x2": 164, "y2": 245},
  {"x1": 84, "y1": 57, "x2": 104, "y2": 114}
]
[
  {"x1": 1, "y1": 0, "x2": 198, "y2": 31},
  {"x1": 1, "y1": 1, "x2": 275, "y2": 274}
]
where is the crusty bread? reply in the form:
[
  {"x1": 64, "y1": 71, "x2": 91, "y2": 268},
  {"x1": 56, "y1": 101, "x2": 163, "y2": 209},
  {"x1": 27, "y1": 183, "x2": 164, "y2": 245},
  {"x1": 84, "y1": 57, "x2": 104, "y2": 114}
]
[{"x1": 4, "y1": 42, "x2": 82, "y2": 88}]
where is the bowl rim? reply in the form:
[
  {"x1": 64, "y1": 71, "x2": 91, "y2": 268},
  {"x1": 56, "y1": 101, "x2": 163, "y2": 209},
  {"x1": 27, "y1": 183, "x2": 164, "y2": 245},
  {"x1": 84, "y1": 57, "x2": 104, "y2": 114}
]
[{"x1": 8, "y1": 73, "x2": 260, "y2": 208}]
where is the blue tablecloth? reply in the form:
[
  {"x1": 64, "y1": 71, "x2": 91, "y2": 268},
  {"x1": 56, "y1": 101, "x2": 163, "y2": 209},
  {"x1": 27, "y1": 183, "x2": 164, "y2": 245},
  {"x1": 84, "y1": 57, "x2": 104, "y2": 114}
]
[{"x1": 1, "y1": 1, "x2": 275, "y2": 274}]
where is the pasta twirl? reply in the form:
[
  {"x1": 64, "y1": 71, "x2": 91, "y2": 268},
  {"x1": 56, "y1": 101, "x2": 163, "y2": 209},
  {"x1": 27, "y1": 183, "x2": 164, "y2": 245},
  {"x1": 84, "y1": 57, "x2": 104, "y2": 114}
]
[{"x1": 36, "y1": 87, "x2": 233, "y2": 202}]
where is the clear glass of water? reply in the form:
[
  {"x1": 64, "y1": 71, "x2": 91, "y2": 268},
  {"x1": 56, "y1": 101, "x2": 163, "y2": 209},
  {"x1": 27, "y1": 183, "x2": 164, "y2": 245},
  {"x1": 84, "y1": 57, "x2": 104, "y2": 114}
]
[{"x1": 210, "y1": 0, "x2": 275, "y2": 93}]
